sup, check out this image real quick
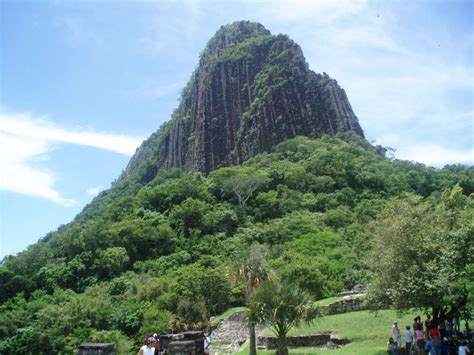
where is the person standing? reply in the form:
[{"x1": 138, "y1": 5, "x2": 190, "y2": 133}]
[
  {"x1": 425, "y1": 315, "x2": 432, "y2": 333},
  {"x1": 465, "y1": 322, "x2": 472, "y2": 340},
  {"x1": 429, "y1": 325, "x2": 442, "y2": 355},
  {"x1": 153, "y1": 333, "x2": 160, "y2": 355},
  {"x1": 415, "y1": 326, "x2": 425, "y2": 355},
  {"x1": 204, "y1": 332, "x2": 211, "y2": 353},
  {"x1": 392, "y1": 321, "x2": 402, "y2": 349},
  {"x1": 405, "y1": 325, "x2": 413, "y2": 353},
  {"x1": 444, "y1": 319, "x2": 452, "y2": 338},
  {"x1": 458, "y1": 341, "x2": 470, "y2": 355},
  {"x1": 452, "y1": 312, "x2": 460, "y2": 334},
  {"x1": 138, "y1": 336, "x2": 156, "y2": 355}
]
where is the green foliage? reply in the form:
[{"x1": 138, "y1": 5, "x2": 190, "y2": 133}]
[
  {"x1": 133, "y1": 251, "x2": 192, "y2": 275},
  {"x1": 223, "y1": 171, "x2": 266, "y2": 207},
  {"x1": 1, "y1": 135, "x2": 473, "y2": 352},
  {"x1": 94, "y1": 247, "x2": 130, "y2": 279},
  {"x1": 230, "y1": 243, "x2": 274, "y2": 297},
  {"x1": 250, "y1": 281, "x2": 320, "y2": 355},
  {"x1": 139, "y1": 172, "x2": 212, "y2": 212},
  {"x1": 139, "y1": 308, "x2": 172, "y2": 336},
  {"x1": 170, "y1": 198, "x2": 211, "y2": 236},
  {"x1": 89, "y1": 330, "x2": 134, "y2": 355},
  {"x1": 175, "y1": 264, "x2": 232, "y2": 315},
  {"x1": 366, "y1": 186, "x2": 474, "y2": 321},
  {"x1": 170, "y1": 299, "x2": 209, "y2": 332}
]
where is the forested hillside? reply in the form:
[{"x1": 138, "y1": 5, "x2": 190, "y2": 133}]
[{"x1": 1, "y1": 134, "x2": 473, "y2": 353}]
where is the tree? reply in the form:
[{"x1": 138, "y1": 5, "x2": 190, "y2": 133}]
[
  {"x1": 233, "y1": 244, "x2": 273, "y2": 297},
  {"x1": 169, "y1": 198, "x2": 210, "y2": 236},
  {"x1": 224, "y1": 173, "x2": 265, "y2": 207},
  {"x1": 250, "y1": 281, "x2": 320, "y2": 355},
  {"x1": 175, "y1": 264, "x2": 232, "y2": 315},
  {"x1": 93, "y1": 247, "x2": 130, "y2": 279},
  {"x1": 169, "y1": 299, "x2": 209, "y2": 332},
  {"x1": 366, "y1": 186, "x2": 474, "y2": 323},
  {"x1": 231, "y1": 244, "x2": 274, "y2": 355}
]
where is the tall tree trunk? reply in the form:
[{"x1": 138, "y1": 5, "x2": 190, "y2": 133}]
[
  {"x1": 249, "y1": 322, "x2": 257, "y2": 355},
  {"x1": 276, "y1": 333, "x2": 288, "y2": 355}
]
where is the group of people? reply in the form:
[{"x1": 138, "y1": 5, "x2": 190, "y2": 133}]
[
  {"x1": 137, "y1": 332, "x2": 211, "y2": 354},
  {"x1": 138, "y1": 333, "x2": 160, "y2": 355},
  {"x1": 387, "y1": 315, "x2": 473, "y2": 355}
]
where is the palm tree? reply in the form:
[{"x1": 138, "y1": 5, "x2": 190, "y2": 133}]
[
  {"x1": 231, "y1": 244, "x2": 274, "y2": 355},
  {"x1": 251, "y1": 281, "x2": 320, "y2": 355}
]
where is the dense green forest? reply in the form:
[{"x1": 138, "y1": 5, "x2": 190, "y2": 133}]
[{"x1": 1, "y1": 133, "x2": 473, "y2": 353}]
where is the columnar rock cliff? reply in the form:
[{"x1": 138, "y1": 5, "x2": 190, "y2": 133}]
[{"x1": 121, "y1": 21, "x2": 364, "y2": 182}]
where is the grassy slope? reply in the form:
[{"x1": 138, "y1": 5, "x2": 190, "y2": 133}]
[
  {"x1": 237, "y1": 309, "x2": 415, "y2": 354},
  {"x1": 211, "y1": 307, "x2": 247, "y2": 326}
]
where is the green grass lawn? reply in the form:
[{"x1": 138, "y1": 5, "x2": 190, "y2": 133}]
[{"x1": 237, "y1": 309, "x2": 416, "y2": 354}]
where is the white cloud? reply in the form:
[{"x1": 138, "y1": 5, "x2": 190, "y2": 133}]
[
  {"x1": 1, "y1": 112, "x2": 142, "y2": 156},
  {"x1": 0, "y1": 112, "x2": 143, "y2": 206},
  {"x1": 264, "y1": 0, "x2": 367, "y2": 24},
  {"x1": 0, "y1": 131, "x2": 75, "y2": 207},
  {"x1": 87, "y1": 185, "x2": 104, "y2": 196},
  {"x1": 396, "y1": 145, "x2": 474, "y2": 166}
]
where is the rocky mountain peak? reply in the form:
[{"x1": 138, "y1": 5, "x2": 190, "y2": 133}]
[
  {"x1": 121, "y1": 21, "x2": 364, "y2": 183},
  {"x1": 201, "y1": 21, "x2": 271, "y2": 60}
]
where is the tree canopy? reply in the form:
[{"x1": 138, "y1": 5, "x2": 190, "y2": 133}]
[
  {"x1": 366, "y1": 185, "x2": 474, "y2": 322},
  {"x1": 1, "y1": 134, "x2": 473, "y2": 353}
]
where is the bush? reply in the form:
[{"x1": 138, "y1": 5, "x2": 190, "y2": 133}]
[
  {"x1": 139, "y1": 308, "x2": 173, "y2": 336},
  {"x1": 170, "y1": 300, "x2": 209, "y2": 332}
]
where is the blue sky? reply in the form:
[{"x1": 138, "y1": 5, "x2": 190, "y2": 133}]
[{"x1": 1, "y1": 0, "x2": 473, "y2": 258}]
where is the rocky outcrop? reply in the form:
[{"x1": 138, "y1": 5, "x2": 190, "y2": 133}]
[
  {"x1": 209, "y1": 311, "x2": 249, "y2": 343},
  {"x1": 208, "y1": 311, "x2": 264, "y2": 354},
  {"x1": 121, "y1": 21, "x2": 364, "y2": 183}
]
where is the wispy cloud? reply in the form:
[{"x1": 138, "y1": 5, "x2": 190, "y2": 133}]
[
  {"x1": 264, "y1": 0, "x2": 367, "y2": 24},
  {"x1": 54, "y1": 15, "x2": 102, "y2": 46},
  {"x1": 1, "y1": 112, "x2": 142, "y2": 155},
  {"x1": 0, "y1": 112, "x2": 143, "y2": 206}
]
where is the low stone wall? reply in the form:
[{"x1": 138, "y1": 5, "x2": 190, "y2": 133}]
[
  {"x1": 257, "y1": 333, "x2": 350, "y2": 350},
  {"x1": 258, "y1": 333, "x2": 331, "y2": 349},
  {"x1": 322, "y1": 295, "x2": 365, "y2": 315},
  {"x1": 160, "y1": 331, "x2": 204, "y2": 354},
  {"x1": 77, "y1": 343, "x2": 115, "y2": 355}
]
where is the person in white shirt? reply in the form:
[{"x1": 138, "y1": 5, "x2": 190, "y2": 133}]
[
  {"x1": 138, "y1": 336, "x2": 156, "y2": 355},
  {"x1": 458, "y1": 341, "x2": 470, "y2": 355}
]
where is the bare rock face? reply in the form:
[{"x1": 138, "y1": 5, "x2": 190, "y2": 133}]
[{"x1": 121, "y1": 21, "x2": 364, "y2": 182}]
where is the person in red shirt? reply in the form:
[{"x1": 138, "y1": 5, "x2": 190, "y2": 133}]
[{"x1": 429, "y1": 325, "x2": 441, "y2": 355}]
